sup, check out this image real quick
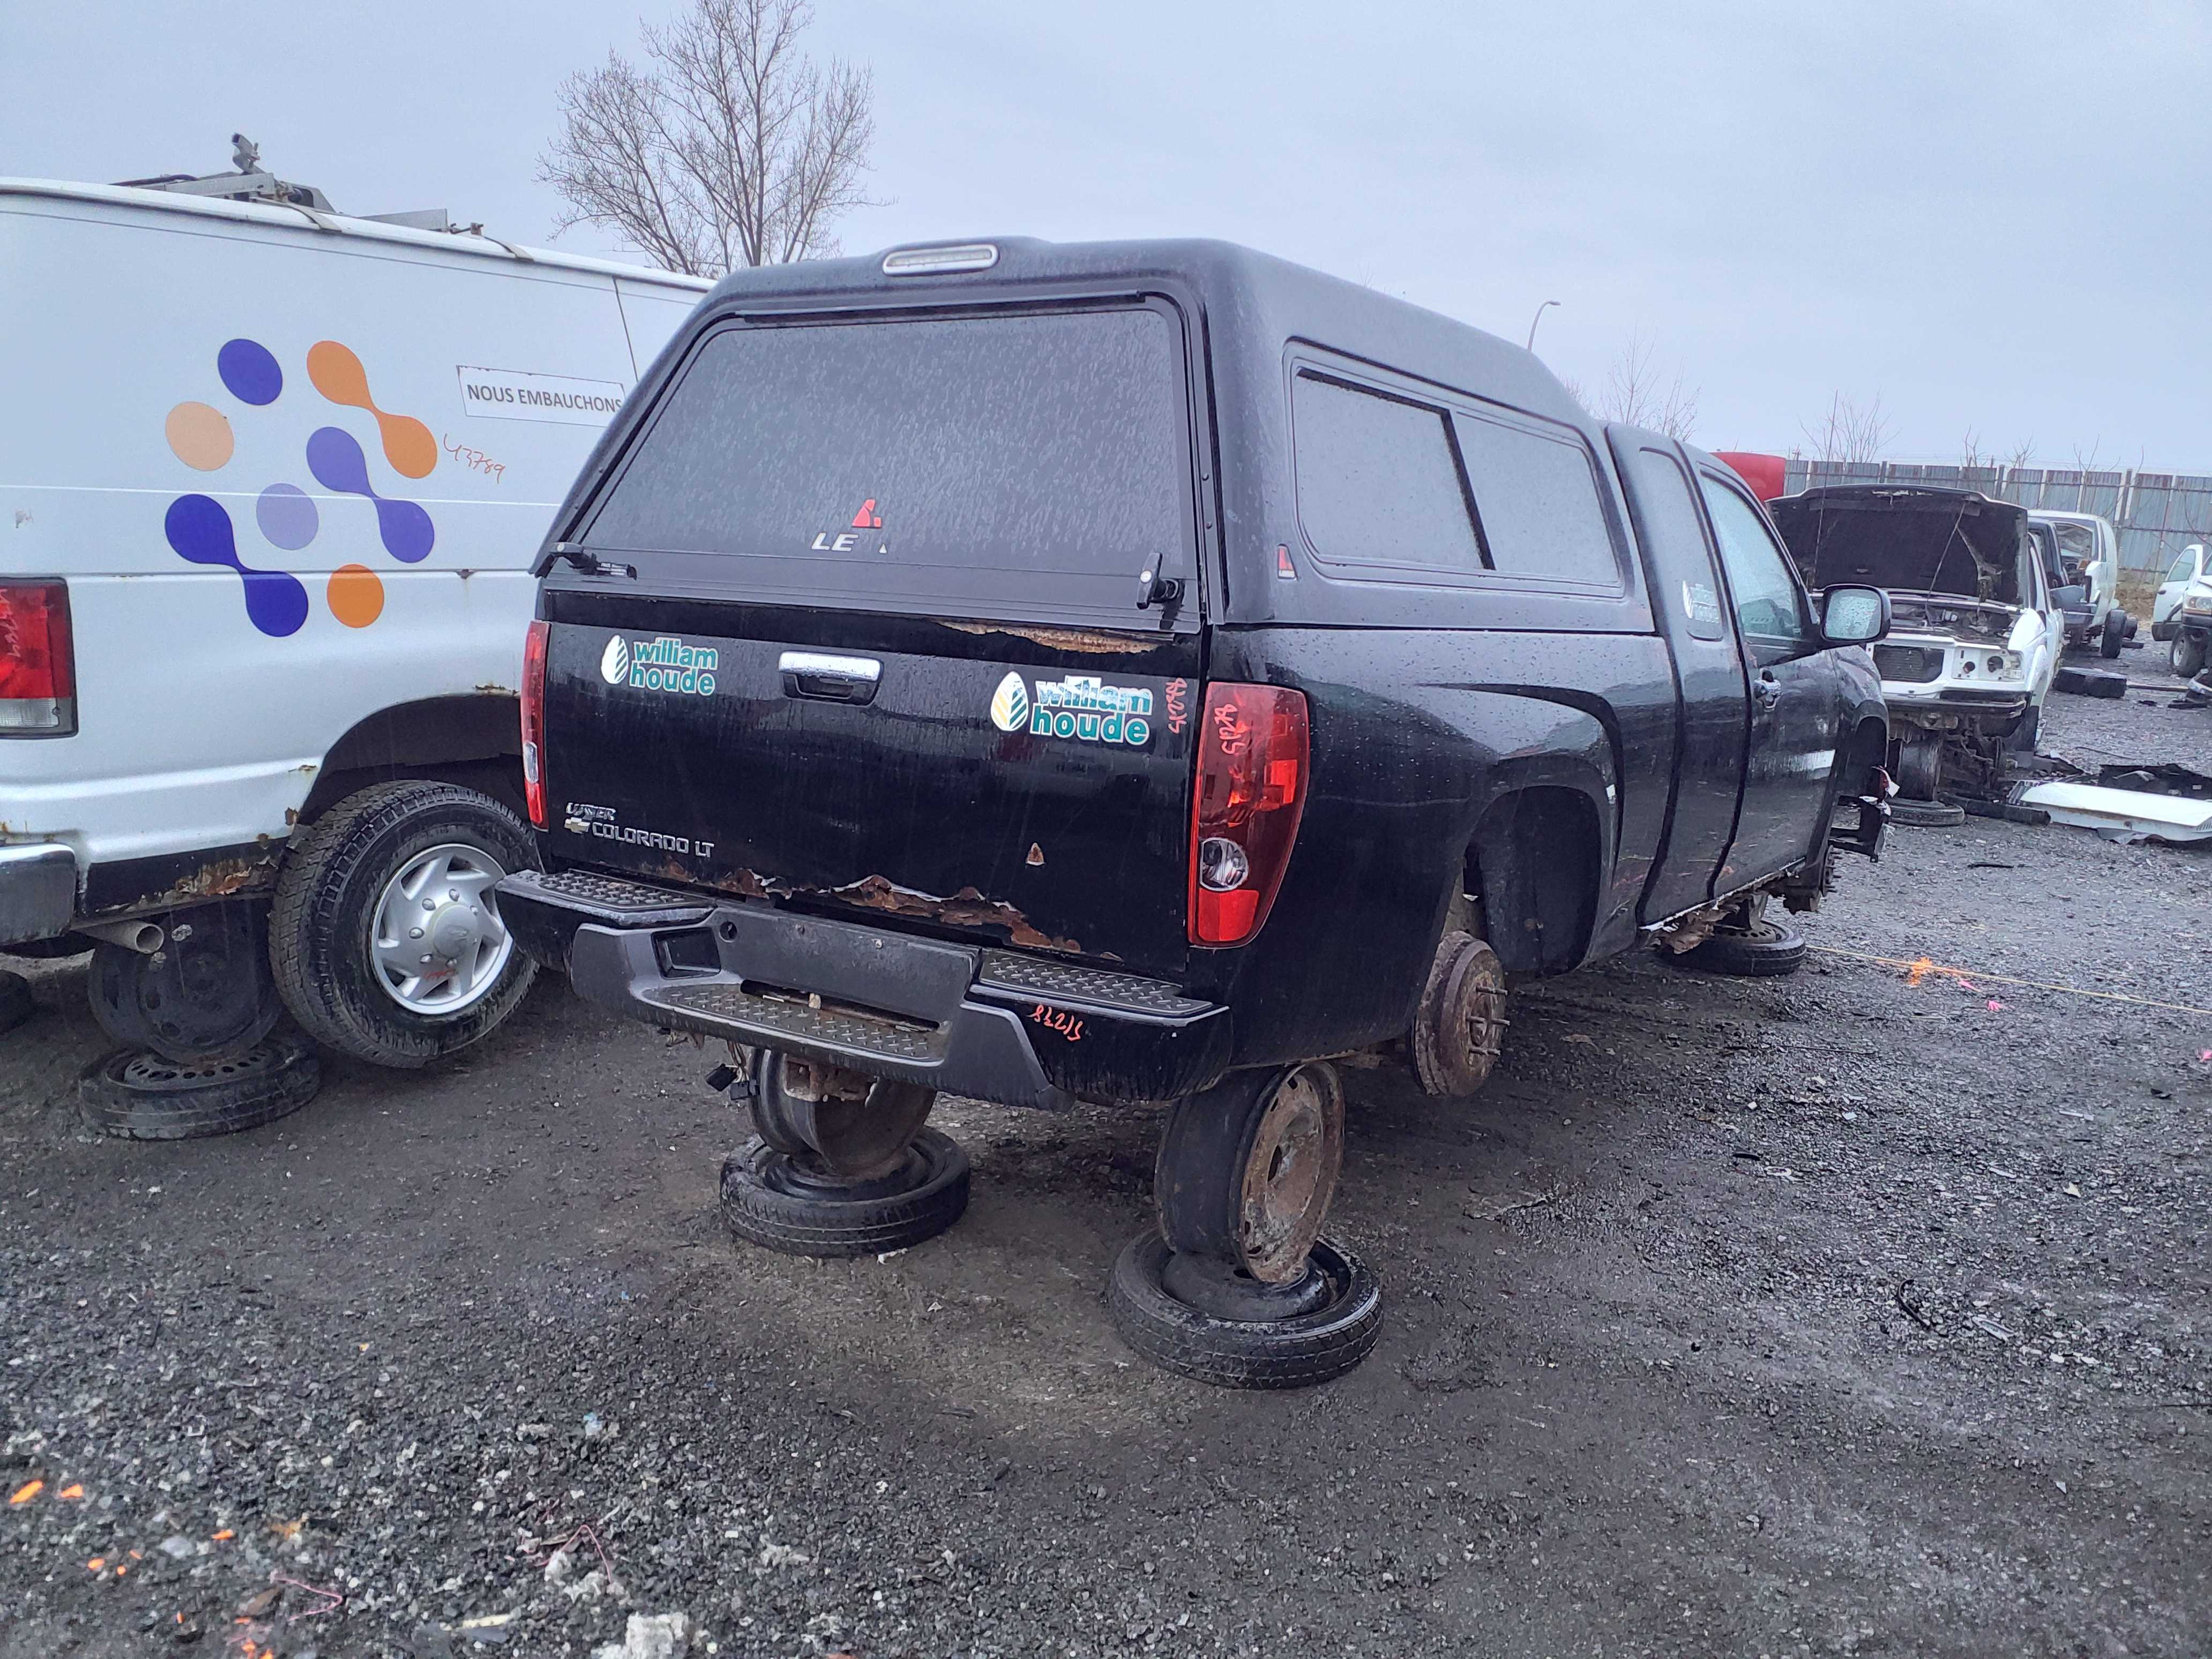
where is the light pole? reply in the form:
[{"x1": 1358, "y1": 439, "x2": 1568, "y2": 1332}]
[{"x1": 1526, "y1": 299, "x2": 1560, "y2": 353}]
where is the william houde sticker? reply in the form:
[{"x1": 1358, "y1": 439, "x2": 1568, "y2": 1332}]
[
  {"x1": 602, "y1": 635, "x2": 719, "y2": 696},
  {"x1": 990, "y1": 671, "x2": 1153, "y2": 746}
]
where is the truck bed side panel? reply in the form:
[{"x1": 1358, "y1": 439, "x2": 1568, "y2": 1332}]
[{"x1": 1194, "y1": 624, "x2": 1675, "y2": 1065}]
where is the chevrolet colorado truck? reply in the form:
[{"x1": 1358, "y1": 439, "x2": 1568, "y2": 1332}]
[{"x1": 496, "y1": 237, "x2": 1891, "y2": 1387}]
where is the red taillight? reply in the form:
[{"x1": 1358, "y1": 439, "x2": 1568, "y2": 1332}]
[
  {"x1": 0, "y1": 580, "x2": 77, "y2": 736},
  {"x1": 520, "y1": 618, "x2": 549, "y2": 828},
  {"x1": 1187, "y1": 682, "x2": 1309, "y2": 946}
]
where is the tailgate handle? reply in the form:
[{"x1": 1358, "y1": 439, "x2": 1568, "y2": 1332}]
[{"x1": 779, "y1": 651, "x2": 881, "y2": 705}]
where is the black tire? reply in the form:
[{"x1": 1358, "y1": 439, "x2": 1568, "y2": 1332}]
[
  {"x1": 78, "y1": 1030, "x2": 320, "y2": 1141},
  {"x1": 1684, "y1": 914, "x2": 1807, "y2": 976},
  {"x1": 0, "y1": 970, "x2": 33, "y2": 1035},
  {"x1": 269, "y1": 780, "x2": 539, "y2": 1068},
  {"x1": 2101, "y1": 610, "x2": 2126, "y2": 658},
  {"x1": 1888, "y1": 797, "x2": 1967, "y2": 828},
  {"x1": 2172, "y1": 632, "x2": 2206, "y2": 679},
  {"x1": 2054, "y1": 666, "x2": 2127, "y2": 700},
  {"x1": 719, "y1": 1129, "x2": 969, "y2": 1258},
  {"x1": 1108, "y1": 1231, "x2": 1383, "y2": 1389}
]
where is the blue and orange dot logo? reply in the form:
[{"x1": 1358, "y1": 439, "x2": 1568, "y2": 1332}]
[{"x1": 162, "y1": 338, "x2": 438, "y2": 637}]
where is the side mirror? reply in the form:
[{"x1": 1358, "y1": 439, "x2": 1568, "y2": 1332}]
[{"x1": 1820, "y1": 584, "x2": 1889, "y2": 646}]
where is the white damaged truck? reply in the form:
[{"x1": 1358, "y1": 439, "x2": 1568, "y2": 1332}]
[{"x1": 0, "y1": 163, "x2": 707, "y2": 1097}]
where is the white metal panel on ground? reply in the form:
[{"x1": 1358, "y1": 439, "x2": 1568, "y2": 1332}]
[{"x1": 2016, "y1": 780, "x2": 2212, "y2": 842}]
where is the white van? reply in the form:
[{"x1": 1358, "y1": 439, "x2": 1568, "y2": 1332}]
[{"x1": 0, "y1": 176, "x2": 708, "y2": 1066}]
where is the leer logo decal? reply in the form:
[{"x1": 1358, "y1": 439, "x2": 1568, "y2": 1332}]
[
  {"x1": 601, "y1": 634, "x2": 719, "y2": 696},
  {"x1": 809, "y1": 497, "x2": 888, "y2": 555},
  {"x1": 988, "y1": 672, "x2": 1152, "y2": 747}
]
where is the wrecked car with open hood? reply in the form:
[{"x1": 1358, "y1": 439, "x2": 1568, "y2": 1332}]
[
  {"x1": 496, "y1": 235, "x2": 1892, "y2": 1390},
  {"x1": 1770, "y1": 485, "x2": 2061, "y2": 813}
]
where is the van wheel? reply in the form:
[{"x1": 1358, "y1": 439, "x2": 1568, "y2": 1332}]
[
  {"x1": 269, "y1": 780, "x2": 538, "y2": 1068},
  {"x1": 718, "y1": 1130, "x2": 969, "y2": 1257},
  {"x1": 2173, "y1": 633, "x2": 2206, "y2": 678},
  {"x1": 1108, "y1": 1230, "x2": 1382, "y2": 1389},
  {"x1": 2102, "y1": 610, "x2": 2127, "y2": 658},
  {"x1": 88, "y1": 903, "x2": 281, "y2": 1064}
]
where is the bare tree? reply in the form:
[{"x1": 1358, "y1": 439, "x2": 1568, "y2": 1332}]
[
  {"x1": 1799, "y1": 392, "x2": 1893, "y2": 465},
  {"x1": 1959, "y1": 432, "x2": 2034, "y2": 474},
  {"x1": 541, "y1": 0, "x2": 878, "y2": 275},
  {"x1": 1593, "y1": 331, "x2": 1699, "y2": 442}
]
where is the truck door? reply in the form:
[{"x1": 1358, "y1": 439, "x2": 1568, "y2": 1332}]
[
  {"x1": 1692, "y1": 465, "x2": 1840, "y2": 892},
  {"x1": 1605, "y1": 430, "x2": 1750, "y2": 920}
]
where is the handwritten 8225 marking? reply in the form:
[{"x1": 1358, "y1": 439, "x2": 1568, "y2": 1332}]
[{"x1": 1028, "y1": 1004, "x2": 1085, "y2": 1042}]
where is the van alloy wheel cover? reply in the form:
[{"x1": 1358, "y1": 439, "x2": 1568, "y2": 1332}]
[{"x1": 369, "y1": 842, "x2": 514, "y2": 1016}]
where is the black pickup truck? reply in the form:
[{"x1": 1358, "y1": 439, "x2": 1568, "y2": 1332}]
[{"x1": 497, "y1": 237, "x2": 1890, "y2": 1388}]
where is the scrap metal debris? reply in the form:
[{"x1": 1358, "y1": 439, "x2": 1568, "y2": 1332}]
[{"x1": 2011, "y1": 779, "x2": 2212, "y2": 843}]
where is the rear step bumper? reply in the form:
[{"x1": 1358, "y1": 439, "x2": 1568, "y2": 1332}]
[{"x1": 497, "y1": 869, "x2": 1233, "y2": 1110}]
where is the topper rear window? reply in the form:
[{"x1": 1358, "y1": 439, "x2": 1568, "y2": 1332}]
[{"x1": 577, "y1": 303, "x2": 1194, "y2": 627}]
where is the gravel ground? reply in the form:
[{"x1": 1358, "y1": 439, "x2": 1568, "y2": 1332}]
[{"x1": 3, "y1": 646, "x2": 2208, "y2": 1659}]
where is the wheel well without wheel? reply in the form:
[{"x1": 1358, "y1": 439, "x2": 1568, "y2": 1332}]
[
  {"x1": 297, "y1": 694, "x2": 525, "y2": 829},
  {"x1": 1467, "y1": 786, "x2": 1600, "y2": 976}
]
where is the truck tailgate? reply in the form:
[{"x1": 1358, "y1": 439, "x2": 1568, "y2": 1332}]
[{"x1": 540, "y1": 604, "x2": 1200, "y2": 981}]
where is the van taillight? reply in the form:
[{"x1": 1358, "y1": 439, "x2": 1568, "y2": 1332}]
[
  {"x1": 520, "y1": 618, "x2": 549, "y2": 828},
  {"x1": 0, "y1": 580, "x2": 76, "y2": 736},
  {"x1": 1187, "y1": 682, "x2": 1309, "y2": 946}
]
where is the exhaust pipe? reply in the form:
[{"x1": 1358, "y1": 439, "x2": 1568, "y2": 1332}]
[{"x1": 79, "y1": 918, "x2": 165, "y2": 955}]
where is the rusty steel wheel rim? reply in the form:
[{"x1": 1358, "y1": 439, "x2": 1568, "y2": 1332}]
[{"x1": 1236, "y1": 1064, "x2": 1344, "y2": 1283}]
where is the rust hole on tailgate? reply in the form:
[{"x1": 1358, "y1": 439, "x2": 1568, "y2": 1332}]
[{"x1": 828, "y1": 873, "x2": 1083, "y2": 955}]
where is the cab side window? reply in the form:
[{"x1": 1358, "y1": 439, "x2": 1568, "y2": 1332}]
[
  {"x1": 2171, "y1": 554, "x2": 2196, "y2": 586},
  {"x1": 1698, "y1": 475, "x2": 1810, "y2": 654}
]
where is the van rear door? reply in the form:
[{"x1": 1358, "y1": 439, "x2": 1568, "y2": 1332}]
[{"x1": 537, "y1": 300, "x2": 1204, "y2": 983}]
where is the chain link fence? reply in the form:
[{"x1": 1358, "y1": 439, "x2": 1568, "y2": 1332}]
[{"x1": 1781, "y1": 459, "x2": 2212, "y2": 577}]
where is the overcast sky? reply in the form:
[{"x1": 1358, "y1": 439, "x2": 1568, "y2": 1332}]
[{"x1": 8, "y1": 2, "x2": 2208, "y2": 467}]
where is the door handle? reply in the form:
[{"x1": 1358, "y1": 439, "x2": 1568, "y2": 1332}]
[
  {"x1": 1754, "y1": 671, "x2": 1782, "y2": 709},
  {"x1": 779, "y1": 651, "x2": 881, "y2": 705}
]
